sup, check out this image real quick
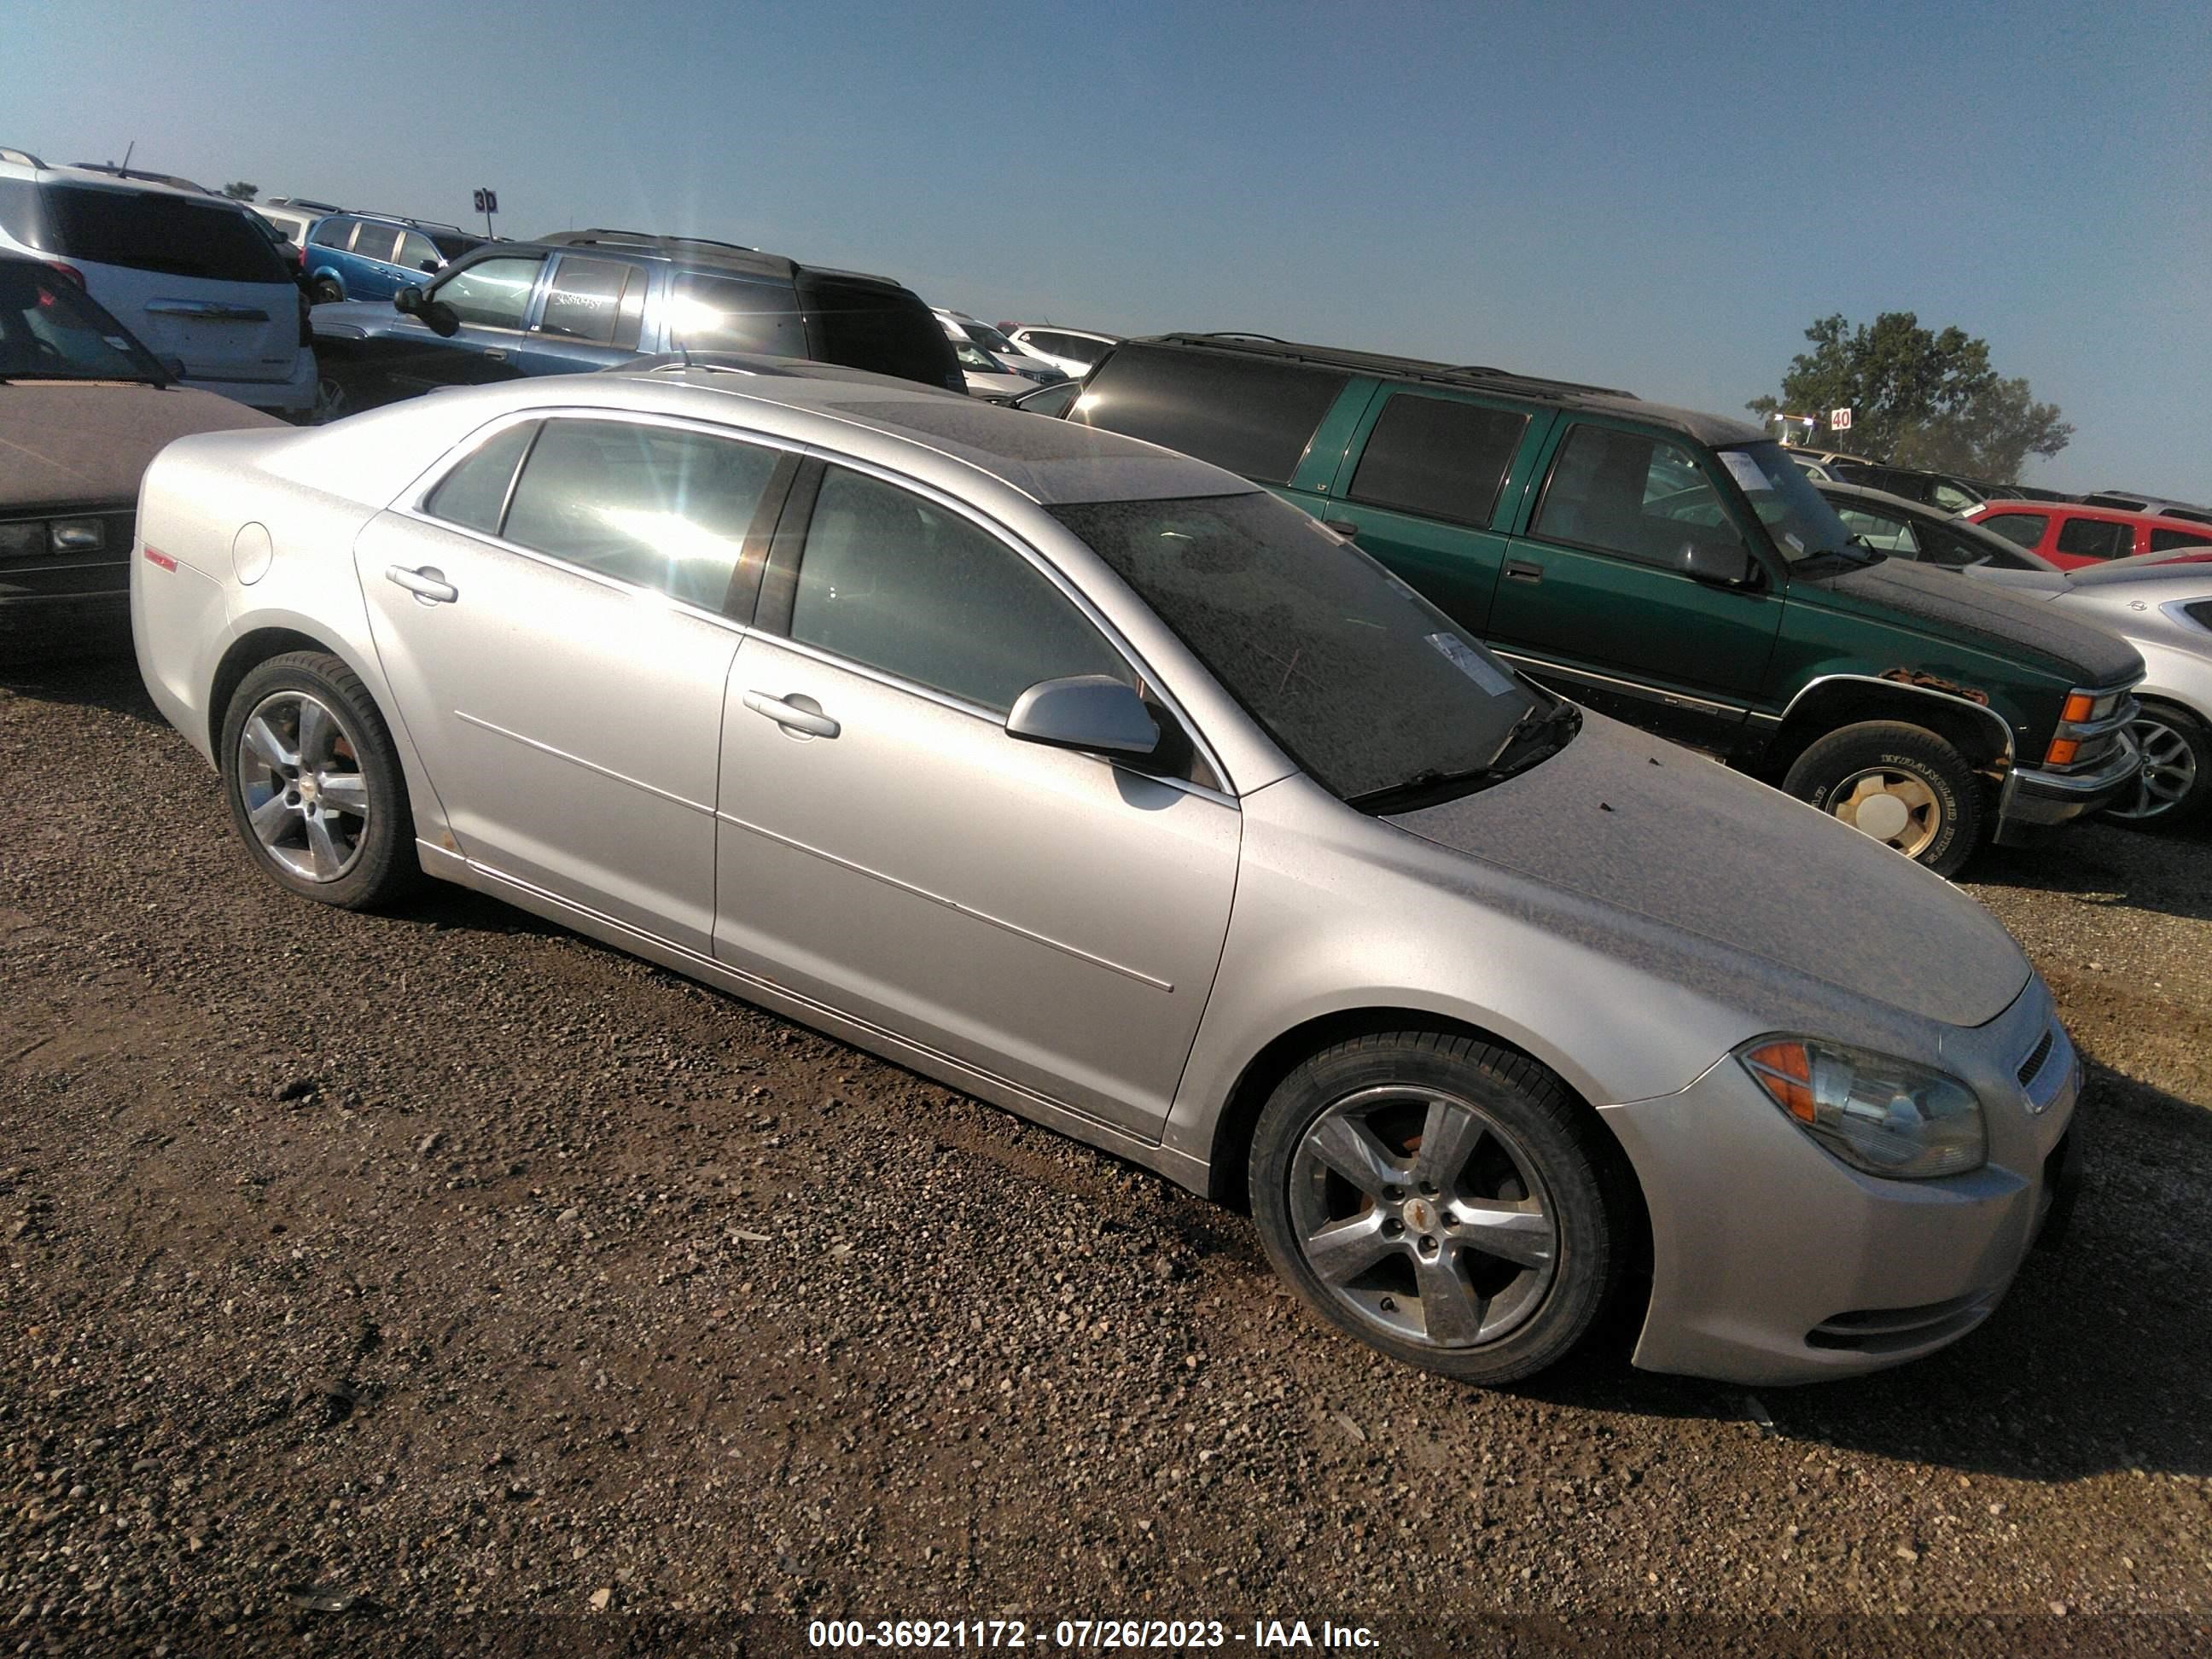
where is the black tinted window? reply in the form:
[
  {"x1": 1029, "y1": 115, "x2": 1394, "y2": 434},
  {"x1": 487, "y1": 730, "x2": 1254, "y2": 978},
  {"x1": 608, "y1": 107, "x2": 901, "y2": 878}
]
[
  {"x1": 790, "y1": 467, "x2": 1126, "y2": 713},
  {"x1": 2149, "y1": 527, "x2": 2212, "y2": 554},
  {"x1": 309, "y1": 217, "x2": 354, "y2": 249},
  {"x1": 432, "y1": 255, "x2": 545, "y2": 329},
  {"x1": 503, "y1": 419, "x2": 779, "y2": 609},
  {"x1": 796, "y1": 274, "x2": 961, "y2": 390},
  {"x1": 2054, "y1": 517, "x2": 2132, "y2": 560},
  {"x1": 352, "y1": 224, "x2": 404, "y2": 264},
  {"x1": 423, "y1": 422, "x2": 538, "y2": 535},
  {"x1": 538, "y1": 256, "x2": 646, "y2": 348},
  {"x1": 396, "y1": 231, "x2": 440, "y2": 272},
  {"x1": 1533, "y1": 425, "x2": 1738, "y2": 566},
  {"x1": 1978, "y1": 511, "x2": 2046, "y2": 548},
  {"x1": 41, "y1": 187, "x2": 292, "y2": 282},
  {"x1": 1051, "y1": 492, "x2": 1543, "y2": 801},
  {"x1": 667, "y1": 273, "x2": 806, "y2": 356},
  {"x1": 1348, "y1": 394, "x2": 1528, "y2": 527},
  {"x1": 1071, "y1": 344, "x2": 1346, "y2": 486}
]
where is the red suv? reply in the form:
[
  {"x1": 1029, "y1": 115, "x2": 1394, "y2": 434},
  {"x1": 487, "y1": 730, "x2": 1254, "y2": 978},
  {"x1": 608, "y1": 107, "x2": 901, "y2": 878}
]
[{"x1": 1968, "y1": 502, "x2": 2212, "y2": 570}]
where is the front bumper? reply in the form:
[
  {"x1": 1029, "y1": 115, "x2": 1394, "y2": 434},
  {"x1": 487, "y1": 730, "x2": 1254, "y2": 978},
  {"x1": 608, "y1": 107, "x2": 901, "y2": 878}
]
[
  {"x1": 1994, "y1": 732, "x2": 2140, "y2": 841},
  {"x1": 1599, "y1": 979, "x2": 2080, "y2": 1384}
]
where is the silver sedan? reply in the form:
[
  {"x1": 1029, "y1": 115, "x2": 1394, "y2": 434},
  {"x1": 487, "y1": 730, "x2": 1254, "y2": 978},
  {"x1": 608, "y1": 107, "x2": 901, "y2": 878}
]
[{"x1": 131, "y1": 364, "x2": 2081, "y2": 1386}]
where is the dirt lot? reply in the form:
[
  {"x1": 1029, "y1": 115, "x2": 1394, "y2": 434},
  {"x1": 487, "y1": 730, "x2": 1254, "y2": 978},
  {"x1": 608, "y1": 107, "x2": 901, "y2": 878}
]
[{"x1": 3, "y1": 655, "x2": 2209, "y2": 1655}]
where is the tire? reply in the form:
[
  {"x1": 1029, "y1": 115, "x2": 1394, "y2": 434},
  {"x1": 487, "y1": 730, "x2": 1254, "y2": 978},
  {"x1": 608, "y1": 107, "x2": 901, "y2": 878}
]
[
  {"x1": 2101, "y1": 700, "x2": 2210, "y2": 830},
  {"x1": 218, "y1": 651, "x2": 421, "y2": 910},
  {"x1": 310, "y1": 276, "x2": 344, "y2": 306},
  {"x1": 1249, "y1": 1031, "x2": 1632, "y2": 1385},
  {"x1": 309, "y1": 372, "x2": 349, "y2": 425},
  {"x1": 1782, "y1": 719, "x2": 1983, "y2": 877}
]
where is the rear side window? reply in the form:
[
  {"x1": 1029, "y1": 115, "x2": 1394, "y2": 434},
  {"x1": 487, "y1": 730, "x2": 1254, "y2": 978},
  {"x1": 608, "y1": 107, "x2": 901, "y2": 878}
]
[
  {"x1": 1071, "y1": 344, "x2": 1347, "y2": 486},
  {"x1": 352, "y1": 224, "x2": 404, "y2": 264},
  {"x1": 39, "y1": 186, "x2": 293, "y2": 283},
  {"x1": 2054, "y1": 517, "x2": 2131, "y2": 561},
  {"x1": 1977, "y1": 512, "x2": 2045, "y2": 549},
  {"x1": 537, "y1": 256, "x2": 647, "y2": 348},
  {"x1": 2149, "y1": 527, "x2": 2212, "y2": 553},
  {"x1": 422, "y1": 422, "x2": 538, "y2": 536},
  {"x1": 789, "y1": 466, "x2": 1127, "y2": 713},
  {"x1": 501, "y1": 418, "x2": 781, "y2": 609},
  {"x1": 1532, "y1": 424, "x2": 1733, "y2": 566},
  {"x1": 432, "y1": 255, "x2": 546, "y2": 329},
  {"x1": 1347, "y1": 393, "x2": 1528, "y2": 527},
  {"x1": 667, "y1": 272, "x2": 806, "y2": 357},
  {"x1": 797, "y1": 273, "x2": 962, "y2": 391}
]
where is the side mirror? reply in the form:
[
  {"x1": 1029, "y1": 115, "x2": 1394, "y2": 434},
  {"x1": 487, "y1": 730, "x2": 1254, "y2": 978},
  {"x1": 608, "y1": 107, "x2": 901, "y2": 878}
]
[
  {"x1": 1005, "y1": 675, "x2": 1160, "y2": 759},
  {"x1": 419, "y1": 259, "x2": 440, "y2": 273},
  {"x1": 393, "y1": 285, "x2": 422, "y2": 315},
  {"x1": 157, "y1": 354, "x2": 188, "y2": 382},
  {"x1": 1677, "y1": 534, "x2": 1756, "y2": 587}
]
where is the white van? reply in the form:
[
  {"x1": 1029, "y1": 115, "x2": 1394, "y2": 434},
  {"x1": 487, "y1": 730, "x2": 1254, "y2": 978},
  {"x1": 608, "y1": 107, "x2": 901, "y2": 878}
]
[{"x1": 0, "y1": 148, "x2": 314, "y2": 415}]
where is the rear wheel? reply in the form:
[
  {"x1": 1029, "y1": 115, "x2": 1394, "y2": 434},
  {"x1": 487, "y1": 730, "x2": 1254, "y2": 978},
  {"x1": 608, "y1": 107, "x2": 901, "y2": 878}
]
[
  {"x1": 2102, "y1": 701, "x2": 2209, "y2": 829},
  {"x1": 219, "y1": 652, "x2": 421, "y2": 910},
  {"x1": 1783, "y1": 720, "x2": 1983, "y2": 877},
  {"x1": 1250, "y1": 1032, "x2": 1630, "y2": 1385}
]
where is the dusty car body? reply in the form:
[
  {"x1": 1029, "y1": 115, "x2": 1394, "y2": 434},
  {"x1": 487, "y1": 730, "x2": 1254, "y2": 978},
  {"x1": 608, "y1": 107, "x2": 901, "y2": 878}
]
[{"x1": 131, "y1": 367, "x2": 2080, "y2": 1387}]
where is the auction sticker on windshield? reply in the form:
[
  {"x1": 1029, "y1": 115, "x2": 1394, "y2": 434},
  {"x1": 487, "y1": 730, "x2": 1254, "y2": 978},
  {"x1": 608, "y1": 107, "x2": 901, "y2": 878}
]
[{"x1": 1426, "y1": 632, "x2": 1516, "y2": 696}]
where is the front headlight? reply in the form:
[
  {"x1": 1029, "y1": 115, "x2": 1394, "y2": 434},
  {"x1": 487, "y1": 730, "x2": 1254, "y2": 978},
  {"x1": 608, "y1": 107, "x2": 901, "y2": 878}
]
[{"x1": 1738, "y1": 1036, "x2": 1986, "y2": 1179}]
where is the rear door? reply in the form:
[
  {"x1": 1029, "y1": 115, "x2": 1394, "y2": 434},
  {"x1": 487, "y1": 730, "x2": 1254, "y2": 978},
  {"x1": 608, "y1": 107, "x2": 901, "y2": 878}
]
[
  {"x1": 44, "y1": 183, "x2": 302, "y2": 387},
  {"x1": 1312, "y1": 385, "x2": 1549, "y2": 638},
  {"x1": 514, "y1": 253, "x2": 651, "y2": 375},
  {"x1": 1484, "y1": 419, "x2": 1784, "y2": 750}
]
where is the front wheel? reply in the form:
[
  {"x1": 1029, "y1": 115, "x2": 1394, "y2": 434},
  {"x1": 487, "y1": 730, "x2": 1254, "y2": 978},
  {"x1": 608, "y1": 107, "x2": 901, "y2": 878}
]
[
  {"x1": 219, "y1": 651, "x2": 421, "y2": 910},
  {"x1": 310, "y1": 276, "x2": 344, "y2": 306},
  {"x1": 1249, "y1": 1032, "x2": 1631, "y2": 1385},
  {"x1": 1782, "y1": 719, "x2": 1984, "y2": 877},
  {"x1": 2102, "y1": 701, "x2": 2209, "y2": 829}
]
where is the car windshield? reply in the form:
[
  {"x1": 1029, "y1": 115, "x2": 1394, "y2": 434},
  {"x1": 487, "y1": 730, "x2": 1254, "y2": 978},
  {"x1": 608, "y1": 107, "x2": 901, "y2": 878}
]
[
  {"x1": 0, "y1": 262, "x2": 165, "y2": 381},
  {"x1": 952, "y1": 340, "x2": 1000, "y2": 371},
  {"x1": 1713, "y1": 440, "x2": 1860, "y2": 563},
  {"x1": 963, "y1": 320, "x2": 1022, "y2": 354},
  {"x1": 1050, "y1": 492, "x2": 1567, "y2": 807}
]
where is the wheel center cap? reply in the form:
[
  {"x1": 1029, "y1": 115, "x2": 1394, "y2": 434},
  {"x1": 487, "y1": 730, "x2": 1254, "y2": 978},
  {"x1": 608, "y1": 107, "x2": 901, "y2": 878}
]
[
  {"x1": 298, "y1": 776, "x2": 320, "y2": 804},
  {"x1": 1854, "y1": 792, "x2": 1911, "y2": 841},
  {"x1": 1401, "y1": 1196, "x2": 1438, "y2": 1234}
]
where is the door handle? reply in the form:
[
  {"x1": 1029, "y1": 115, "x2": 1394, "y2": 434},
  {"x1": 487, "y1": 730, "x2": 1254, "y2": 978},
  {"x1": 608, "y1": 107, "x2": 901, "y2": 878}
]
[
  {"x1": 742, "y1": 690, "x2": 840, "y2": 739},
  {"x1": 1504, "y1": 559, "x2": 1544, "y2": 583},
  {"x1": 1321, "y1": 519, "x2": 1360, "y2": 540},
  {"x1": 385, "y1": 564, "x2": 458, "y2": 603},
  {"x1": 483, "y1": 347, "x2": 508, "y2": 361}
]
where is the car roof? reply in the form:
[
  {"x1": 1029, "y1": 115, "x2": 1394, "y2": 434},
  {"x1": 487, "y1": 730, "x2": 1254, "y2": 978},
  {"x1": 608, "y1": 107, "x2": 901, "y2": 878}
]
[
  {"x1": 0, "y1": 153, "x2": 237, "y2": 207},
  {"x1": 2065, "y1": 550, "x2": 2212, "y2": 589},
  {"x1": 527, "y1": 229, "x2": 801, "y2": 282},
  {"x1": 1129, "y1": 333, "x2": 1766, "y2": 446},
  {"x1": 551, "y1": 365, "x2": 1254, "y2": 505},
  {"x1": 1816, "y1": 480, "x2": 1941, "y2": 516},
  {"x1": 338, "y1": 209, "x2": 473, "y2": 237},
  {"x1": 1974, "y1": 500, "x2": 2205, "y2": 529}
]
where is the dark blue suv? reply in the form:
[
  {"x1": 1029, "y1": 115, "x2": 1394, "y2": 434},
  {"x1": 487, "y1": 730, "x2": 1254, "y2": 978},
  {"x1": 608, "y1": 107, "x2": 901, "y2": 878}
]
[
  {"x1": 311, "y1": 229, "x2": 962, "y2": 416},
  {"x1": 303, "y1": 212, "x2": 483, "y2": 306}
]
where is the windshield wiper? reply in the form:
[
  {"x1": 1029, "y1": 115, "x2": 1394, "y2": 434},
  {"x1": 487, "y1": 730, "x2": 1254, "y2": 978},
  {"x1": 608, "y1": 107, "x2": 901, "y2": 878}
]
[
  {"x1": 1349, "y1": 764, "x2": 1507, "y2": 816},
  {"x1": 1351, "y1": 699, "x2": 1585, "y2": 816},
  {"x1": 1486, "y1": 696, "x2": 1582, "y2": 769}
]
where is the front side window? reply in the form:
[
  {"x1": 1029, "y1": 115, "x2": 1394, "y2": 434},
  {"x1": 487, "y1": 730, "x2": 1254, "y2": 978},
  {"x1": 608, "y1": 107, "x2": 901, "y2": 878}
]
[
  {"x1": 2054, "y1": 516, "x2": 2132, "y2": 561},
  {"x1": 1348, "y1": 393, "x2": 1528, "y2": 527},
  {"x1": 1071, "y1": 344, "x2": 1348, "y2": 487},
  {"x1": 1051, "y1": 492, "x2": 1557, "y2": 805},
  {"x1": 1532, "y1": 425, "x2": 1743, "y2": 563},
  {"x1": 422, "y1": 422, "x2": 538, "y2": 536},
  {"x1": 431, "y1": 255, "x2": 546, "y2": 329},
  {"x1": 537, "y1": 256, "x2": 646, "y2": 348},
  {"x1": 789, "y1": 467, "x2": 1126, "y2": 713},
  {"x1": 1978, "y1": 510, "x2": 2046, "y2": 549},
  {"x1": 500, "y1": 419, "x2": 780, "y2": 609},
  {"x1": 1833, "y1": 504, "x2": 1920, "y2": 556},
  {"x1": 396, "y1": 231, "x2": 440, "y2": 272}
]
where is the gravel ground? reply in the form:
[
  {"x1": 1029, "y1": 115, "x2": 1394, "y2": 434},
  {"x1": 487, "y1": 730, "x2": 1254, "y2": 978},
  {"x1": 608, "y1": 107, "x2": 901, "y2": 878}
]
[{"x1": 2, "y1": 655, "x2": 2208, "y2": 1656}]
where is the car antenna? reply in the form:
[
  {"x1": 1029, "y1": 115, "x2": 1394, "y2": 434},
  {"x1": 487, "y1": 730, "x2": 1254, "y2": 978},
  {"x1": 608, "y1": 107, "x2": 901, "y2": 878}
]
[{"x1": 117, "y1": 139, "x2": 136, "y2": 179}]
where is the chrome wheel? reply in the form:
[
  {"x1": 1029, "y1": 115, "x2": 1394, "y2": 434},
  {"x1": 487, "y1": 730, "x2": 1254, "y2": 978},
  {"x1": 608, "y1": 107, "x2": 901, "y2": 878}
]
[
  {"x1": 2106, "y1": 715, "x2": 2197, "y2": 822},
  {"x1": 1288, "y1": 1085, "x2": 1558, "y2": 1349},
  {"x1": 1828, "y1": 766, "x2": 1941, "y2": 859},
  {"x1": 235, "y1": 690, "x2": 372, "y2": 882}
]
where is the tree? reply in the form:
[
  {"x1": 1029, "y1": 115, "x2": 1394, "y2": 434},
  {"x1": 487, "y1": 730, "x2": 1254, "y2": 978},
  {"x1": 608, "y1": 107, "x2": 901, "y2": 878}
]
[
  {"x1": 220, "y1": 181, "x2": 259, "y2": 202},
  {"x1": 1748, "y1": 312, "x2": 2071, "y2": 482}
]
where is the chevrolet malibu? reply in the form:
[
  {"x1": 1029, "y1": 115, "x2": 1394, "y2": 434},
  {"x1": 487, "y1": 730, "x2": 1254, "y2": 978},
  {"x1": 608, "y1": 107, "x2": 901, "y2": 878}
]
[{"x1": 130, "y1": 366, "x2": 2082, "y2": 1386}]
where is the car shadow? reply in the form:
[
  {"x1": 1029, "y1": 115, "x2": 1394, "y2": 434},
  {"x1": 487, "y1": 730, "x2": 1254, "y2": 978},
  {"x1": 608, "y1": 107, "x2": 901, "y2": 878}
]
[
  {"x1": 1518, "y1": 1061, "x2": 2212, "y2": 1481},
  {"x1": 1966, "y1": 818, "x2": 2212, "y2": 925},
  {"x1": 0, "y1": 647, "x2": 166, "y2": 728}
]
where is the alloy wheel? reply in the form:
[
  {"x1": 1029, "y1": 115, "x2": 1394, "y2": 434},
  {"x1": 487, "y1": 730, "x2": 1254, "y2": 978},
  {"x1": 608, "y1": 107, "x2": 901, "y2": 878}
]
[
  {"x1": 1827, "y1": 766, "x2": 1941, "y2": 858},
  {"x1": 2105, "y1": 715, "x2": 2197, "y2": 822},
  {"x1": 235, "y1": 690, "x2": 373, "y2": 882},
  {"x1": 1288, "y1": 1085, "x2": 1558, "y2": 1349}
]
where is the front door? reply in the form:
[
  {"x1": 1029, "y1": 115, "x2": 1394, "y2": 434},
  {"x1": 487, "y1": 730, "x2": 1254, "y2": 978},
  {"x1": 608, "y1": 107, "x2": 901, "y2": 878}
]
[
  {"x1": 1484, "y1": 420, "x2": 1784, "y2": 752},
  {"x1": 713, "y1": 463, "x2": 1240, "y2": 1137},
  {"x1": 353, "y1": 412, "x2": 788, "y2": 952}
]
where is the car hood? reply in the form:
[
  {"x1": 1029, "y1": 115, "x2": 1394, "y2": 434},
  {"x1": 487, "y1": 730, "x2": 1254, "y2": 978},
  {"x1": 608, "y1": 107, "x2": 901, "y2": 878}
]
[
  {"x1": 1388, "y1": 710, "x2": 2030, "y2": 1029},
  {"x1": 1801, "y1": 555, "x2": 2141, "y2": 684},
  {"x1": 0, "y1": 382, "x2": 282, "y2": 509}
]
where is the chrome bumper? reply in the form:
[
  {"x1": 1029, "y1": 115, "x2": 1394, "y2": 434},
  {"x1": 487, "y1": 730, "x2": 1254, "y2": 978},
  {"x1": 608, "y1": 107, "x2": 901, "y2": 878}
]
[{"x1": 1995, "y1": 730, "x2": 2140, "y2": 840}]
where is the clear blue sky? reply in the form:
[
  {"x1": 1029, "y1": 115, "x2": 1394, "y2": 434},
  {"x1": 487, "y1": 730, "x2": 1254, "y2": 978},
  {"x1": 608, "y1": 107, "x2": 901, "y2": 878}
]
[{"x1": 12, "y1": 0, "x2": 2209, "y2": 495}]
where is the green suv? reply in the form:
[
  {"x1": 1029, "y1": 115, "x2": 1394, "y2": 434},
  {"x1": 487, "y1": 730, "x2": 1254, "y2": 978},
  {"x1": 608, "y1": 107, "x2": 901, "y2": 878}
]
[{"x1": 1055, "y1": 335, "x2": 2143, "y2": 875}]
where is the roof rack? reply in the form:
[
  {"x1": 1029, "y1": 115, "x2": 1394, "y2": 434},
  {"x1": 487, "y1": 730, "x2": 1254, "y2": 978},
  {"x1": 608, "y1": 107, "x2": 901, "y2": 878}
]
[
  {"x1": 267, "y1": 196, "x2": 344, "y2": 212},
  {"x1": 1152, "y1": 332, "x2": 1639, "y2": 402},
  {"x1": 542, "y1": 228, "x2": 759, "y2": 254},
  {"x1": 355, "y1": 211, "x2": 472, "y2": 236},
  {"x1": 0, "y1": 147, "x2": 44, "y2": 168}
]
